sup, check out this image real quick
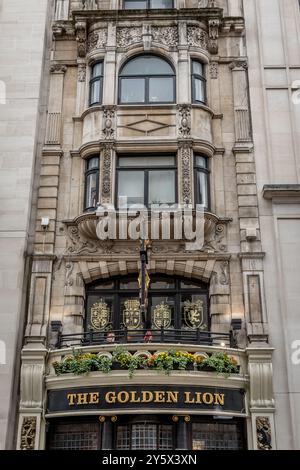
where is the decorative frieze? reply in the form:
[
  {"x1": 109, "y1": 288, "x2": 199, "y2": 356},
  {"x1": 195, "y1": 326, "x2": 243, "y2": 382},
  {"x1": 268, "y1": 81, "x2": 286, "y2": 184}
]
[
  {"x1": 20, "y1": 417, "x2": 37, "y2": 450},
  {"x1": 102, "y1": 107, "x2": 116, "y2": 140},
  {"x1": 87, "y1": 29, "x2": 108, "y2": 51},
  {"x1": 102, "y1": 143, "x2": 114, "y2": 204},
  {"x1": 178, "y1": 141, "x2": 193, "y2": 205},
  {"x1": 152, "y1": 26, "x2": 179, "y2": 47},
  {"x1": 178, "y1": 105, "x2": 191, "y2": 139},
  {"x1": 256, "y1": 417, "x2": 272, "y2": 450},
  {"x1": 116, "y1": 27, "x2": 142, "y2": 48},
  {"x1": 187, "y1": 26, "x2": 208, "y2": 49},
  {"x1": 50, "y1": 64, "x2": 67, "y2": 74},
  {"x1": 209, "y1": 61, "x2": 218, "y2": 79}
]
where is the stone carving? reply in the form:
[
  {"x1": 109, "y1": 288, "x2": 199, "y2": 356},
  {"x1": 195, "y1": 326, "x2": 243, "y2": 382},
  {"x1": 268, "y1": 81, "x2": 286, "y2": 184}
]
[
  {"x1": 87, "y1": 29, "x2": 107, "y2": 51},
  {"x1": 256, "y1": 417, "x2": 272, "y2": 450},
  {"x1": 102, "y1": 107, "x2": 115, "y2": 139},
  {"x1": 219, "y1": 260, "x2": 229, "y2": 285},
  {"x1": 102, "y1": 143, "x2": 114, "y2": 202},
  {"x1": 52, "y1": 21, "x2": 75, "y2": 39},
  {"x1": 202, "y1": 223, "x2": 227, "y2": 252},
  {"x1": 152, "y1": 26, "x2": 179, "y2": 47},
  {"x1": 229, "y1": 60, "x2": 248, "y2": 71},
  {"x1": 179, "y1": 142, "x2": 192, "y2": 205},
  {"x1": 117, "y1": 27, "x2": 143, "y2": 48},
  {"x1": 208, "y1": 19, "x2": 220, "y2": 54},
  {"x1": 20, "y1": 417, "x2": 37, "y2": 450},
  {"x1": 65, "y1": 261, "x2": 74, "y2": 287},
  {"x1": 210, "y1": 61, "x2": 218, "y2": 79},
  {"x1": 66, "y1": 226, "x2": 98, "y2": 254},
  {"x1": 178, "y1": 105, "x2": 191, "y2": 138},
  {"x1": 75, "y1": 21, "x2": 87, "y2": 57},
  {"x1": 50, "y1": 64, "x2": 67, "y2": 74},
  {"x1": 187, "y1": 26, "x2": 208, "y2": 49},
  {"x1": 77, "y1": 63, "x2": 86, "y2": 82}
]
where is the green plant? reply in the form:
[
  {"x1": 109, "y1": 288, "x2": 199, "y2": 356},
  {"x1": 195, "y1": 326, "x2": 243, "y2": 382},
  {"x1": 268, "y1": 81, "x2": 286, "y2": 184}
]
[
  {"x1": 197, "y1": 352, "x2": 239, "y2": 375},
  {"x1": 113, "y1": 346, "x2": 147, "y2": 378},
  {"x1": 52, "y1": 352, "x2": 113, "y2": 375}
]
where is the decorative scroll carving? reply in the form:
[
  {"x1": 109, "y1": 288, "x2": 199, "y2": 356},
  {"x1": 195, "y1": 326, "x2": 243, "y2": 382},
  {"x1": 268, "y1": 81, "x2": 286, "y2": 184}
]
[
  {"x1": 210, "y1": 61, "x2": 218, "y2": 79},
  {"x1": 65, "y1": 261, "x2": 74, "y2": 287},
  {"x1": 151, "y1": 26, "x2": 178, "y2": 47},
  {"x1": 187, "y1": 26, "x2": 208, "y2": 49},
  {"x1": 50, "y1": 64, "x2": 67, "y2": 74},
  {"x1": 178, "y1": 105, "x2": 191, "y2": 138},
  {"x1": 219, "y1": 260, "x2": 229, "y2": 285},
  {"x1": 256, "y1": 417, "x2": 272, "y2": 450},
  {"x1": 202, "y1": 223, "x2": 227, "y2": 252},
  {"x1": 179, "y1": 142, "x2": 193, "y2": 205},
  {"x1": 66, "y1": 226, "x2": 98, "y2": 254},
  {"x1": 116, "y1": 27, "x2": 142, "y2": 48},
  {"x1": 102, "y1": 143, "x2": 114, "y2": 203},
  {"x1": 229, "y1": 60, "x2": 248, "y2": 71},
  {"x1": 208, "y1": 19, "x2": 220, "y2": 54},
  {"x1": 102, "y1": 107, "x2": 115, "y2": 139},
  {"x1": 77, "y1": 63, "x2": 86, "y2": 82},
  {"x1": 20, "y1": 417, "x2": 37, "y2": 450},
  {"x1": 75, "y1": 21, "x2": 87, "y2": 58},
  {"x1": 87, "y1": 29, "x2": 107, "y2": 51}
]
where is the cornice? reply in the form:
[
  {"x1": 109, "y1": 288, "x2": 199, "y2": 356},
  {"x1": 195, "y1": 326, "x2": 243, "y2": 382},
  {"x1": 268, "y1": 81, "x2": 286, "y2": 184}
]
[{"x1": 262, "y1": 184, "x2": 300, "y2": 201}]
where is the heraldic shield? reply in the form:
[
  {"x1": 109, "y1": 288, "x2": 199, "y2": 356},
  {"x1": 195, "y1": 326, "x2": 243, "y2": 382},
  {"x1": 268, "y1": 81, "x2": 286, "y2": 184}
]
[
  {"x1": 152, "y1": 301, "x2": 172, "y2": 329},
  {"x1": 90, "y1": 299, "x2": 110, "y2": 330},
  {"x1": 183, "y1": 299, "x2": 206, "y2": 329},
  {"x1": 123, "y1": 299, "x2": 141, "y2": 329}
]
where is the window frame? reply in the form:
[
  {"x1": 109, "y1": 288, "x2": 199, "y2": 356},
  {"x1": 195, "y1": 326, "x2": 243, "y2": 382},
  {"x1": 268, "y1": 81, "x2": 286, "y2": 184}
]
[
  {"x1": 89, "y1": 61, "x2": 104, "y2": 106},
  {"x1": 194, "y1": 154, "x2": 210, "y2": 211},
  {"x1": 191, "y1": 59, "x2": 207, "y2": 105},
  {"x1": 118, "y1": 55, "x2": 176, "y2": 105},
  {"x1": 123, "y1": 0, "x2": 174, "y2": 9},
  {"x1": 84, "y1": 156, "x2": 100, "y2": 212},
  {"x1": 116, "y1": 154, "x2": 178, "y2": 209}
]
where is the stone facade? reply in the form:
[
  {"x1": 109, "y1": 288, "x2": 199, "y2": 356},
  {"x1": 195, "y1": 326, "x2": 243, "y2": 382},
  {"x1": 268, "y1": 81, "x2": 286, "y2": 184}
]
[{"x1": 0, "y1": 0, "x2": 299, "y2": 450}]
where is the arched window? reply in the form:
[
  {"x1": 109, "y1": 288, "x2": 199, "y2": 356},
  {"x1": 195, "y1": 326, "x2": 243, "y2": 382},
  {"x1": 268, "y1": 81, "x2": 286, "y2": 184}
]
[
  {"x1": 89, "y1": 61, "x2": 103, "y2": 106},
  {"x1": 124, "y1": 1, "x2": 174, "y2": 9},
  {"x1": 84, "y1": 156, "x2": 99, "y2": 211},
  {"x1": 119, "y1": 55, "x2": 175, "y2": 104},
  {"x1": 191, "y1": 60, "x2": 206, "y2": 104},
  {"x1": 86, "y1": 275, "x2": 209, "y2": 335},
  {"x1": 194, "y1": 155, "x2": 209, "y2": 210}
]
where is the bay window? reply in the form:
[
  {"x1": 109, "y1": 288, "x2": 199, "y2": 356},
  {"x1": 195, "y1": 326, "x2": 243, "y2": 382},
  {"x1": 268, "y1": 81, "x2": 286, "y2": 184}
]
[
  {"x1": 89, "y1": 62, "x2": 103, "y2": 106},
  {"x1": 84, "y1": 156, "x2": 99, "y2": 211},
  {"x1": 191, "y1": 60, "x2": 206, "y2": 104},
  {"x1": 194, "y1": 155, "x2": 209, "y2": 210}
]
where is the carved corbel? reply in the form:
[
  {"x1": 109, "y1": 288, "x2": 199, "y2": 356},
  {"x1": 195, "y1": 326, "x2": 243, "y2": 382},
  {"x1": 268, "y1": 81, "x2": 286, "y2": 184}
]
[
  {"x1": 102, "y1": 106, "x2": 116, "y2": 140},
  {"x1": 75, "y1": 21, "x2": 87, "y2": 58},
  {"x1": 178, "y1": 104, "x2": 191, "y2": 139}
]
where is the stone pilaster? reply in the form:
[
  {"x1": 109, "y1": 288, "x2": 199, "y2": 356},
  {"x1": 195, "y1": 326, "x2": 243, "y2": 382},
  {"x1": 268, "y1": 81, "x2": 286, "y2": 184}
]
[{"x1": 178, "y1": 141, "x2": 193, "y2": 205}]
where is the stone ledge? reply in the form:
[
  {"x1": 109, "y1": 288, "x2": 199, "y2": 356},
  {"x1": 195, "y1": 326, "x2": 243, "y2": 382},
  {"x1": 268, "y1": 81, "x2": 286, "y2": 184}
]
[{"x1": 262, "y1": 184, "x2": 300, "y2": 200}]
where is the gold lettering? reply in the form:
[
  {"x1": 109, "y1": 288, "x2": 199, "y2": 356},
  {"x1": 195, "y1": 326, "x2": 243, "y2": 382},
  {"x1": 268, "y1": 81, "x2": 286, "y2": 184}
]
[
  {"x1": 105, "y1": 391, "x2": 116, "y2": 404},
  {"x1": 166, "y1": 391, "x2": 179, "y2": 403},
  {"x1": 184, "y1": 392, "x2": 195, "y2": 404},
  {"x1": 202, "y1": 393, "x2": 214, "y2": 405},
  {"x1": 195, "y1": 392, "x2": 202, "y2": 404},
  {"x1": 67, "y1": 393, "x2": 76, "y2": 406},
  {"x1": 214, "y1": 393, "x2": 225, "y2": 406},
  {"x1": 89, "y1": 392, "x2": 99, "y2": 404},
  {"x1": 77, "y1": 393, "x2": 89, "y2": 405},
  {"x1": 154, "y1": 391, "x2": 166, "y2": 403},
  {"x1": 141, "y1": 391, "x2": 153, "y2": 403},
  {"x1": 130, "y1": 391, "x2": 141, "y2": 403},
  {"x1": 118, "y1": 391, "x2": 129, "y2": 403}
]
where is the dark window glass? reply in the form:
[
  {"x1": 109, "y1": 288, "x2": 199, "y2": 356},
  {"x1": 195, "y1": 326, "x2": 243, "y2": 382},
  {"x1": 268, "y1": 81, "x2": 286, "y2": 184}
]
[
  {"x1": 116, "y1": 423, "x2": 173, "y2": 450},
  {"x1": 124, "y1": 0, "x2": 173, "y2": 9},
  {"x1": 192, "y1": 60, "x2": 206, "y2": 104},
  {"x1": 192, "y1": 422, "x2": 244, "y2": 450},
  {"x1": 89, "y1": 62, "x2": 103, "y2": 106},
  {"x1": 48, "y1": 423, "x2": 99, "y2": 450},
  {"x1": 119, "y1": 55, "x2": 175, "y2": 104},
  {"x1": 84, "y1": 156, "x2": 99, "y2": 211},
  {"x1": 194, "y1": 155, "x2": 209, "y2": 210},
  {"x1": 117, "y1": 155, "x2": 176, "y2": 208}
]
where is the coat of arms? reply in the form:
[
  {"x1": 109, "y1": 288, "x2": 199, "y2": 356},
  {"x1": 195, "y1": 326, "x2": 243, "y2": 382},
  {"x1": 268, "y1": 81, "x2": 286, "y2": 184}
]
[
  {"x1": 90, "y1": 299, "x2": 110, "y2": 330},
  {"x1": 123, "y1": 299, "x2": 141, "y2": 329},
  {"x1": 183, "y1": 299, "x2": 206, "y2": 329},
  {"x1": 152, "y1": 301, "x2": 172, "y2": 329}
]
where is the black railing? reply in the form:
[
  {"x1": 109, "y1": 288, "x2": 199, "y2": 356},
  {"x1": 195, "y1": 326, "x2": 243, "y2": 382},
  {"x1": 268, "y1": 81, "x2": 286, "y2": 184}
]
[{"x1": 57, "y1": 328, "x2": 234, "y2": 349}]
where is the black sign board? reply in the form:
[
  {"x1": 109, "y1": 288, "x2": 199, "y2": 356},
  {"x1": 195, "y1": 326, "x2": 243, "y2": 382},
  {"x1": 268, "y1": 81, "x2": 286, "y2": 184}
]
[{"x1": 47, "y1": 385, "x2": 245, "y2": 414}]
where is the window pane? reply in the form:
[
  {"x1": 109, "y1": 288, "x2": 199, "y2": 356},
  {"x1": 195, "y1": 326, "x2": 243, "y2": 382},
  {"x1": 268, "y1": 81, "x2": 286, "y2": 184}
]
[
  {"x1": 132, "y1": 424, "x2": 157, "y2": 450},
  {"x1": 118, "y1": 170, "x2": 144, "y2": 207},
  {"x1": 181, "y1": 293, "x2": 208, "y2": 330},
  {"x1": 149, "y1": 77, "x2": 174, "y2": 102},
  {"x1": 196, "y1": 170, "x2": 208, "y2": 208},
  {"x1": 150, "y1": 277, "x2": 175, "y2": 289},
  {"x1": 150, "y1": 296, "x2": 175, "y2": 329},
  {"x1": 149, "y1": 170, "x2": 175, "y2": 205},
  {"x1": 120, "y1": 78, "x2": 145, "y2": 103},
  {"x1": 151, "y1": 0, "x2": 173, "y2": 7},
  {"x1": 90, "y1": 79, "x2": 101, "y2": 104},
  {"x1": 121, "y1": 56, "x2": 173, "y2": 76},
  {"x1": 87, "y1": 157, "x2": 99, "y2": 170},
  {"x1": 120, "y1": 278, "x2": 139, "y2": 289},
  {"x1": 192, "y1": 422, "x2": 244, "y2": 450},
  {"x1": 194, "y1": 77, "x2": 205, "y2": 103},
  {"x1": 85, "y1": 172, "x2": 98, "y2": 209},
  {"x1": 195, "y1": 156, "x2": 207, "y2": 168},
  {"x1": 88, "y1": 295, "x2": 113, "y2": 331},
  {"x1": 124, "y1": 1, "x2": 147, "y2": 9},
  {"x1": 192, "y1": 61, "x2": 204, "y2": 76},
  {"x1": 92, "y1": 62, "x2": 103, "y2": 78},
  {"x1": 118, "y1": 156, "x2": 175, "y2": 167}
]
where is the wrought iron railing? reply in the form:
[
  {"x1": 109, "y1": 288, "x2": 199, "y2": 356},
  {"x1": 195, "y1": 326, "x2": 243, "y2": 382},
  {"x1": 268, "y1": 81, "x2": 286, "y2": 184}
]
[{"x1": 57, "y1": 328, "x2": 234, "y2": 349}]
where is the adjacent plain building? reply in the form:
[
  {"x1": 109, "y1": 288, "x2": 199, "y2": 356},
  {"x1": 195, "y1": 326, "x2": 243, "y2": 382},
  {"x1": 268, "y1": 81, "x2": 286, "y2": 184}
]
[{"x1": 0, "y1": 0, "x2": 299, "y2": 450}]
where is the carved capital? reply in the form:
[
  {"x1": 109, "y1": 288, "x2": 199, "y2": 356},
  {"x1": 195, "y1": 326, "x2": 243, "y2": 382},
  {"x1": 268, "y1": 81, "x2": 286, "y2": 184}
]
[
  {"x1": 50, "y1": 63, "x2": 67, "y2": 74},
  {"x1": 229, "y1": 60, "x2": 248, "y2": 71}
]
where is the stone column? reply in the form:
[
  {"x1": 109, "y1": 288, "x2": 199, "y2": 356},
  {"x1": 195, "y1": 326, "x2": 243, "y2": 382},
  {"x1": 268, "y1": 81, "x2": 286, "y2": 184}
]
[
  {"x1": 209, "y1": 259, "x2": 231, "y2": 334},
  {"x1": 103, "y1": 23, "x2": 117, "y2": 105},
  {"x1": 62, "y1": 261, "x2": 86, "y2": 335},
  {"x1": 178, "y1": 141, "x2": 193, "y2": 205},
  {"x1": 178, "y1": 22, "x2": 189, "y2": 103},
  {"x1": 175, "y1": 417, "x2": 189, "y2": 450}
]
